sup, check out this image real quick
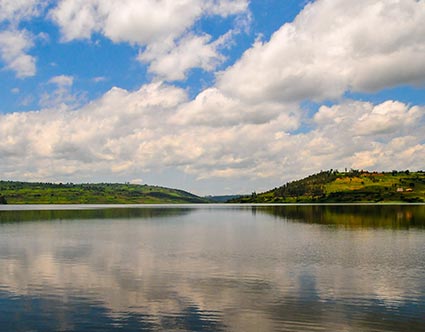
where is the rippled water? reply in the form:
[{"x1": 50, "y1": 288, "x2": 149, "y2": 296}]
[{"x1": 0, "y1": 204, "x2": 424, "y2": 331}]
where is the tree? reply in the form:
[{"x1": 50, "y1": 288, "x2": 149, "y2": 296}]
[
  {"x1": 0, "y1": 195, "x2": 7, "y2": 204},
  {"x1": 311, "y1": 186, "x2": 324, "y2": 198}
]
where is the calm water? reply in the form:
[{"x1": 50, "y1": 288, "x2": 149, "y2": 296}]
[{"x1": 0, "y1": 204, "x2": 424, "y2": 332}]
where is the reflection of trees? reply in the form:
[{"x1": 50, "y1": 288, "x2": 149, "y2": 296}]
[
  {"x1": 257, "y1": 205, "x2": 425, "y2": 229},
  {"x1": 0, "y1": 207, "x2": 193, "y2": 223}
]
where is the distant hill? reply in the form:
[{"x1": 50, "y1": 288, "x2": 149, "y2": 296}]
[
  {"x1": 205, "y1": 195, "x2": 243, "y2": 203},
  {"x1": 0, "y1": 181, "x2": 209, "y2": 204},
  {"x1": 230, "y1": 170, "x2": 425, "y2": 203}
]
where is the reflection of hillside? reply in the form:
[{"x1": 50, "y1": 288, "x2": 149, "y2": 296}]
[
  {"x1": 256, "y1": 205, "x2": 425, "y2": 228},
  {"x1": 0, "y1": 207, "x2": 192, "y2": 223}
]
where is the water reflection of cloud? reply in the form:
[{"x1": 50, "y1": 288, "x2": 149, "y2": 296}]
[{"x1": 0, "y1": 207, "x2": 424, "y2": 331}]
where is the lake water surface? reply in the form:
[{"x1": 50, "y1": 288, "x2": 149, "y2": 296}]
[{"x1": 0, "y1": 204, "x2": 424, "y2": 331}]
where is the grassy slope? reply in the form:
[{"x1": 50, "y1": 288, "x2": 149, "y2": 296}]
[
  {"x1": 232, "y1": 170, "x2": 425, "y2": 203},
  {"x1": 0, "y1": 181, "x2": 209, "y2": 204}
]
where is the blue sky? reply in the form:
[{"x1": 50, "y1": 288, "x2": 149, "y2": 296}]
[
  {"x1": 1, "y1": 0, "x2": 309, "y2": 112},
  {"x1": 0, "y1": 0, "x2": 424, "y2": 195}
]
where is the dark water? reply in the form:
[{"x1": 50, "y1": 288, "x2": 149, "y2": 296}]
[{"x1": 0, "y1": 204, "x2": 424, "y2": 332}]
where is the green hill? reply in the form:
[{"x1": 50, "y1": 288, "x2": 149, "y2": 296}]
[
  {"x1": 0, "y1": 181, "x2": 209, "y2": 204},
  {"x1": 231, "y1": 170, "x2": 425, "y2": 203}
]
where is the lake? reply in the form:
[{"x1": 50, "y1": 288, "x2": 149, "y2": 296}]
[{"x1": 0, "y1": 204, "x2": 424, "y2": 331}]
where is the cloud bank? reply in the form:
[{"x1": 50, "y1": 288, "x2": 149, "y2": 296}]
[{"x1": 1, "y1": 82, "x2": 423, "y2": 193}]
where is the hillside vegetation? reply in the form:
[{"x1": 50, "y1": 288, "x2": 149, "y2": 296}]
[
  {"x1": 231, "y1": 170, "x2": 425, "y2": 203},
  {"x1": 0, "y1": 181, "x2": 208, "y2": 204}
]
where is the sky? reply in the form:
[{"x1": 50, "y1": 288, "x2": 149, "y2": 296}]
[{"x1": 0, "y1": 0, "x2": 424, "y2": 196}]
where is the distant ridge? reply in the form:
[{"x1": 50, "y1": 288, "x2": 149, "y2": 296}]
[
  {"x1": 0, "y1": 181, "x2": 209, "y2": 204},
  {"x1": 205, "y1": 195, "x2": 243, "y2": 203},
  {"x1": 230, "y1": 170, "x2": 425, "y2": 203}
]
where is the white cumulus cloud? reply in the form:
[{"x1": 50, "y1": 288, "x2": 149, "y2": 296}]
[
  {"x1": 218, "y1": 0, "x2": 425, "y2": 103},
  {"x1": 0, "y1": 0, "x2": 47, "y2": 77},
  {"x1": 0, "y1": 0, "x2": 45, "y2": 23},
  {"x1": 0, "y1": 29, "x2": 36, "y2": 77},
  {"x1": 50, "y1": 0, "x2": 249, "y2": 80},
  {"x1": 40, "y1": 75, "x2": 79, "y2": 108},
  {"x1": 139, "y1": 33, "x2": 225, "y2": 81},
  {"x1": 49, "y1": 74, "x2": 73, "y2": 87},
  {"x1": 171, "y1": 87, "x2": 300, "y2": 128},
  {"x1": 50, "y1": 0, "x2": 248, "y2": 43}
]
